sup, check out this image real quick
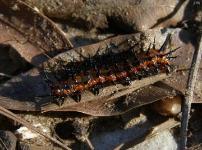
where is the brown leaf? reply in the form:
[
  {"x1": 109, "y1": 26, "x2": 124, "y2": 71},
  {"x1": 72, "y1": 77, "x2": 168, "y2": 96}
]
[
  {"x1": 0, "y1": 29, "x2": 200, "y2": 115},
  {"x1": 161, "y1": 29, "x2": 202, "y2": 103},
  {"x1": 45, "y1": 84, "x2": 175, "y2": 116},
  {"x1": 0, "y1": 0, "x2": 72, "y2": 66}
]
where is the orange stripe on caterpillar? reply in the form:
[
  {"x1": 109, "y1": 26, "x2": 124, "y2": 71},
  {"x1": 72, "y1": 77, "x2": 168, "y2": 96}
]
[
  {"x1": 51, "y1": 56, "x2": 170, "y2": 99},
  {"x1": 49, "y1": 34, "x2": 177, "y2": 105}
]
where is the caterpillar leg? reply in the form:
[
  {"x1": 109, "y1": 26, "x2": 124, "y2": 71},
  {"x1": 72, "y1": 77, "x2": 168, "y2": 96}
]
[
  {"x1": 91, "y1": 84, "x2": 102, "y2": 95},
  {"x1": 122, "y1": 77, "x2": 132, "y2": 85},
  {"x1": 54, "y1": 96, "x2": 65, "y2": 106},
  {"x1": 165, "y1": 64, "x2": 173, "y2": 74},
  {"x1": 71, "y1": 91, "x2": 81, "y2": 102}
]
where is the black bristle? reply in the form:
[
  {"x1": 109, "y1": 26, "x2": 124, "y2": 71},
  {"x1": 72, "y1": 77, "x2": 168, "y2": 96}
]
[{"x1": 44, "y1": 36, "x2": 177, "y2": 106}]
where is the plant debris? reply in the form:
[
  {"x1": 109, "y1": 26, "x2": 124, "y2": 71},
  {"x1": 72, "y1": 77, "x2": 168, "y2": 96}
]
[{"x1": 0, "y1": 0, "x2": 201, "y2": 149}]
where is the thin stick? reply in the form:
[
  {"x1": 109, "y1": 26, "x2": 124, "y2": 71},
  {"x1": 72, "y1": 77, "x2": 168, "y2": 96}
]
[
  {"x1": 180, "y1": 34, "x2": 202, "y2": 149},
  {"x1": 0, "y1": 137, "x2": 9, "y2": 150},
  {"x1": 0, "y1": 105, "x2": 71, "y2": 150},
  {"x1": 0, "y1": 73, "x2": 12, "y2": 78},
  {"x1": 85, "y1": 136, "x2": 95, "y2": 150}
]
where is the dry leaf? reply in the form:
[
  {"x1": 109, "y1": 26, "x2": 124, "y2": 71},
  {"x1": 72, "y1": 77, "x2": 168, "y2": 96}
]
[
  {"x1": 161, "y1": 29, "x2": 202, "y2": 103},
  {"x1": 0, "y1": 0, "x2": 72, "y2": 66},
  {"x1": 0, "y1": 29, "x2": 200, "y2": 115}
]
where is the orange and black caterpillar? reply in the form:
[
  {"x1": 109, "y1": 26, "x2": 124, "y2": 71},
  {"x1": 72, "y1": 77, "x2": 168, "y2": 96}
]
[{"x1": 46, "y1": 34, "x2": 179, "y2": 106}]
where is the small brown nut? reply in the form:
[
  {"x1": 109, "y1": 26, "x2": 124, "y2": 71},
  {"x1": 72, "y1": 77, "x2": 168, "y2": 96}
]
[{"x1": 151, "y1": 95, "x2": 182, "y2": 117}]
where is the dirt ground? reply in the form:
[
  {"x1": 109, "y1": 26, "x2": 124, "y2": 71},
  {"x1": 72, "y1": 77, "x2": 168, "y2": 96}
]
[{"x1": 0, "y1": 0, "x2": 201, "y2": 150}]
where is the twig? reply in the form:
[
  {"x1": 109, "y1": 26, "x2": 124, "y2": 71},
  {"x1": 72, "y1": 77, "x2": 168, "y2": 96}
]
[
  {"x1": 0, "y1": 105, "x2": 71, "y2": 150},
  {"x1": 114, "y1": 119, "x2": 180, "y2": 150},
  {"x1": 0, "y1": 137, "x2": 9, "y2": 150},
  {"x1": 0, "y1": 73, "x2": 12, "y2": 78},
  {"x1": 189, "y1": 143, "x2": 202, "y2": 150},
  {"x1": 180, "y1": 34, "x2": 202, "y2": 149},
  {"x1": 150, "y1": 0, "x2": 186, "y2": 29},
  {"x1": 85, "y1": 136, "x2": 95, "y2": 150}
]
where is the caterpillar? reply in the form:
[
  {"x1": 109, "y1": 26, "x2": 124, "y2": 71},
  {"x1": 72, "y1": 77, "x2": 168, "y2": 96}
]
[{"x1": 45, "y1": 34, "x2": 178, "y2": 106}]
